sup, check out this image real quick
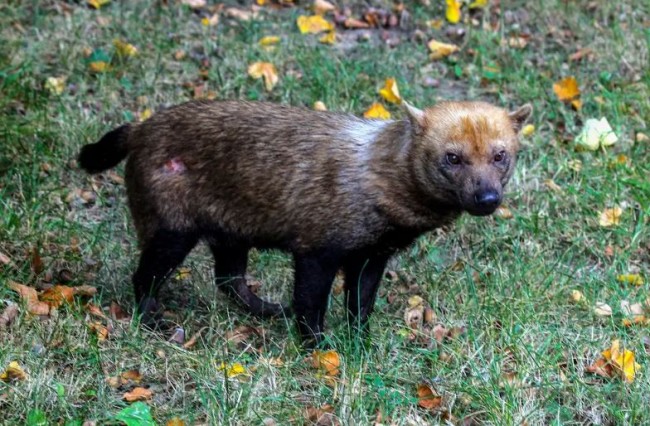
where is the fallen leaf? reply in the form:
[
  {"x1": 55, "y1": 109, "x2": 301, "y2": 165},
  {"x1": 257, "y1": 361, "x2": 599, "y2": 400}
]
[
  {"x1": 113, "y1": 39, "x2": 138, "y2": 57},
  {"x1": 636, "y1": 132, "x2": 649, "y2": 143},
  {"x1": 259, "y1": 36, "x2": 280, "y2": 46},
  {"x1": 216, "y1": 361, "x2": 248, "y2": 378},
  {"x1": 428, "y1": 39, "x2": 459, "y2": 60},
  {"x1": 88, "y1": 0, "x2": 110, "y2": 9},
  {"x1": 594, "y1": 302, "x2": 612, "y2": 317},
  {"x1": 304, "y1": 404, "x2": 336, "y2": 424},
  {"x1": 1, "y1": 361, "x2": 27, "y2": 382},
  {"x1": 297, "y1": 15, "x2": 334, "y2": 34},
  {"x1": 166, "y1": 418, "x2": 186, "y2": 426},
  {"x1": 569, "y1": 290, "x2": 584, "y2": 303},
  {"x1": 224, "y1": 7, "x2": 257, "y2": 21},
  {"x1": 0, "y1": 304, "x2": 18, "y2": 328},
  {"x1": 183, "y1": 329, "x2": 203, "y2": 349},
  {"x1": 8, "y1": 281, "x2": 50, "y2": 315},
  {"x1": 201, "y1": 13, "x2": 219, "y2": 27},
  {"x1": 110, "y1": 301, "x2": 130, "y2": 321},
  {"x1": 363, "y1": 102, "x2": 391, "y2": 119},
  {"x1": 121, "y1": 370, "x2": 142, "y2": 384},
  {"x1": 617, "y1": 274, "x2": 644, "y2": 286},
  {"x1": 116, "y1": 402, "x2": 155, "y2": 426},
  {"x1": 575, "y1": 117, "x2": 618, "y2": 151},
  {"x1": 310, "y1": 350, "x2": 341, "y2": 376},
  {"x1": 343, "y1": 18, "x2": 370, "y2": 29},
  {"x1": 469, "y1": 0, "x2": 489, "y2": 8},
  {"x1": 40, "y1": 285, "x2": 75, "y2": 308},
  {"x1": 445, "y1": 0, "x2": 461, "y2": 23},
  {"x1": 569, "y1": 47, "x2": 594, "y2": 62},
  {"x1": 319, "y1": 31, "x2": 336, "y2": 45},
  {"x1": 378, "y1": 78, "x2": 402, "y2": 104},
  {"x1": 314, "y1": 0, "x2": 335, "y2": 15},
  {"x1": 586, "y1": 356, "x2": 613, "y2": 379},
  {"x1": 89, "y1": 61, "x2": 110, "y2": 73},
  {"x1": 603, "y1": 340, "x2": 641, "y2": 382},
  {"x1": 45, "y1": 76, "x2": 66, "y2": 95},
  {"x1": 507, "y1": 36, "x2": 529, "y2": 49},
  {"x1": 180, "y1": 0, "x2": 205, "y2": 8},
  {"x1": 417, "y1": 383, "x2": 442, "y2": 410},
  {"x1": 31, "y1": 247, "x2": 44, "y2": 275},
  {"x1": 521, "y1": 124, "x2": 535, "y2": 137},
  {"x1": 74, "y1": 285, "x2": 98, "y2": 297},
  {"x1": 494, "y1": 206, "x2": 513, "y2": 219},
  {"x1": 313, "y1": 101, "x2": 327, "y2": 111},
  {"x1": 248, "y1": 62, "x2": 279, "y2": 91},
  {"x1": 423, "y1": 307, "x2": 436, "y2": 324},
  {"x1": 544, "y1": 179, "x2": 563, "y2": 193},
  {"x1": 226, "y1": 325, "x2": 262, "y2": 345},
  {"x1": 598, "y1": 206, "x2": 622, "y2": 227},
  {"x1": 553, "y1": 76, "x2": 580, "y2": 102},
  {"x1": 88, "y1": 322, "x2": 109, "y2": 341},
  {"x1": 139, "y1": 108, "x2": 153, "y2": 122},
  {"x1": 0, "y1": 251, "x2": 11, "y2": 265},
  {"x1": 123, "y1": 387, "x2": 153, "y2": 402}
]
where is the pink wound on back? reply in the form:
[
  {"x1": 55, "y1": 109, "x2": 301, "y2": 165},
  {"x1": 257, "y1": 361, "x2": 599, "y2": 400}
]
[{"x1": 163, "y1": 157, "x2": 186, "y2": 174}]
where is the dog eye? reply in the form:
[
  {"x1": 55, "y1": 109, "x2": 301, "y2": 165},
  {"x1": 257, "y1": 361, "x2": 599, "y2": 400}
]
[
  {"x1": 494, "y1": 151, "x2": 506, "y2": 163},
  {"x1": 446, "y1": 153, "x2": 461, "y2": 165}
]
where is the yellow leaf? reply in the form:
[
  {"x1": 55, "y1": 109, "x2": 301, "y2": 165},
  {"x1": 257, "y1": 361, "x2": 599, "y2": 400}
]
[
  {"x1": 40, "y1": 285, "x2": 76, "y2": 308},
  {"x1": 598, "y1": 206, "x2": 622, "y2": 227},
  {"x1": 45, "y1": 76, "x2": 66, "y2": 95},
  {"x1": 553, "y1": 76, "x2": 580, "y2": 101},
  {"x1": 445, "y1": 0, "x2": 461, "y2": 24},
  {"x1": 428, "y1": 39, "x2": 459, "y2": 60},
  {"x1": 427, "y1": 19, "x2": 444, "y2": 30},
  {"x1": 569, "y1": 290, "x2": 584, "y2": 303},
  {"x1": 89, "y1": 61, "x2": 110, "y2": 73},
  {"x1": 166, "y1": 418, "x2": 186, "y2": 426},
  {"x1": 319, "y1": 31, "x2": 336, "y2": 45},
  {"x1": 378, "y1": 78, "x2": 402, "y2": 104},
  {"x1": 113, "y1": 39, "x2": 138, "y2": 57},
  {"x1": 201, "y1": 13, "x2": 219, "y2": 27},
  {"x1": 494, "y1": 206, "x2": 513, "y2": 219},
  {"x1": 313, "y1": 101, "x2": 327, "y2": 111},
  {"x1": 571, "y1": 99, "x2": 582, "y2": 110},
  {"x1": 417, "y1": 383, "x2": 443, "y2": 410},
  {"x1": 259, "y1": 36, "x2": 280, "y2": 46},
  {"x1": 602, "y1": 340, "x2": 641, "y2": 383},
  {"x1": 87, "y1": 0, "x2": 110, "y2": 9},
  {"x1": 363, "y1": 102, "x2": 391, "y2": 120},
  {"x1": 216, "y1": 362, "x2": 248, "y2": 378},
  {"x1": 1, "y1": 361, "x2": 27, "y2": 382},
  {"x1": 256, "y1": 0, "x2": 266, "y2": 4},
  {"x1": 469, "y1": 0, "x2": 489, "y2": 8},
  {"x1": 617, "y1": 274, "x2": 644, "y2": 286},
  {"x1": 139, "y1": 108, "x2": 153, "y2": 122},
  {"x1": 521, "y1": 124, "x2": 535, "y2": 137},
  {"x1": 247, "y1": 62, "x2": 279, "y2": 91},
  {"x1": 310, "y1": 350, "x2": 340, "y2": 376},
  {"x1": 296, "y1": 15, "x2": 334, "y2": 34}
]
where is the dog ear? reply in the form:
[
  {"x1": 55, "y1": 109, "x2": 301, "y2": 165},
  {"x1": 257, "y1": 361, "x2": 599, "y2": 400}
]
[
  {"x1": 509, "y1": 104, "x2": 533, "y2": 133},
  {"x1": 403, "y1": 101, "x2": 427, "y2": 133}
]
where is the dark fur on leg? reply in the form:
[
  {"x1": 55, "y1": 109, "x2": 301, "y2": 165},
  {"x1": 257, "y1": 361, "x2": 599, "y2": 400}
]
[
  {"x1": 210, "y1": 244, "x2": 289, "y2": 318},
  {"x1": 133, "y1": 229, "x2": 198, "y2": 326},
  {"x1": 344, "y1": 252, "x2": 390, "y2": 336},
  {"x1": 293, "y1": 250, "x2": 342, "y2": 348}
]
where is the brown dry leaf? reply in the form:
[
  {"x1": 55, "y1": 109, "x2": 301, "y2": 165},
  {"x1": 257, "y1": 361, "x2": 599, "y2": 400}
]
[
  {"x1": 378, "y1": 78, "x2": 402, "y2": 104},
  {"x1": 304, "y1": 404, "x2": 336, "y2": 424},
  {"x1": 88, "y1": 322, "x2": 109, "y2": 341},
  {"x1": 432, "y1": 324, "x2": 448, "y2": 343},
  {"x1": 248, "y1": 62, "x2": 279, "y2": 91},
  {"x1": 110, "y1": 301, "x2": 130, "y2": 321},
  {"x1": 544, "y1": 179, "x2": 563, "y2": 193},
  {"x1": 343, "y1": 18, "x2": 370, "y2": 29},
  {"x1": 569, "y1": 47, "x2": 594, "y2": 62},
  {"x1": 183, "y1": 329, "x2": 203, "y2": 349},
  {"x1": 297, "y1": 15, "x2": 334, "y2": 34},
  {"x1": 123, "y1": 386, "x2": 153, "y2": 402},
  {"x1": 417, "y1": 383, "x2": 443, "y2": 410},
  {"x1": 0, "y1": 304, "x2": 19, "y2": 328},
  {"x1": 310, "y1": 350, "x2": 341, "y2": 376},
  {"x1": 106, "y1": 376, "x2": 121, "y2": 388},
  {"x1": 74, "y1": 285, "x2": 98, "y2": 297},
  {"x1": 31, "y1": 247, "x2": 44, "y2": 275},
  {"x1": 598, "y1": 206, "x2": 622, "y2": 227},
  {"x1": 507, "y1": 36, "x2": 529, "y2": 49},
  {"x1": 8, "y1": 281, "x2": 50, "y2": 315},
  {"x1": 40, "y1": 285, "x2": 75, "y2": 308},
  {"x1": 428, "y1": 39, "x2": 459, "y2": 60},
  {"x1": 181, "y1": 0, "x2": 205, "y2": 8},
  {"x1": 166, "y1": 418, "x2": 186, "y2": 426},
  {"x1": 121, "y1": 370, "x2": 142, "y2": 384},
  {"x1": 226, "y1": 325, "x2": 262, "y2": 345},
  {"x1": 0, "y1": 361, "x2": 27, "y2": 382},
  {"x1": 585, "y1": 356, "x2": 613, "y2": 379},
  {"x1": 314, "y1": 0, "x2": 335, "y2": 15},
  {"x1": 363, "y1": 102, "x2": 391, "y2": 119},
  {"x1": 569, "y1": 290, "x2": 584, "y2": 304},
  {"x1": 553, "y1": 76, "x2": 580, "y2": 102}
]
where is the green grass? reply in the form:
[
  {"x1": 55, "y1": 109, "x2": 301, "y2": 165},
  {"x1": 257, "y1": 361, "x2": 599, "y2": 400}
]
[{"x1": 1, "y1": 1, "x2": 649, "y2": 424}]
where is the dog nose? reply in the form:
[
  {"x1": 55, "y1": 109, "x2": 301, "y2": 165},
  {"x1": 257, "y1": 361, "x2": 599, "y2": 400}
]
[{"x1": 474, "y1": 190, "x2": 500, "y2": 209}]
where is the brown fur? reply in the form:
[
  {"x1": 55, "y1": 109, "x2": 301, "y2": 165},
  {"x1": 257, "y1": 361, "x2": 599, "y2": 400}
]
[{"x1": 79, "y1": 99, "x2": 531, "y2": 344}]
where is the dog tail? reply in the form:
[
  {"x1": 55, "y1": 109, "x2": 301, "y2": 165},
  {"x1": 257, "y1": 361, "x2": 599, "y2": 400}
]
[{"x1": 77, "y1": 124, "x2": 131, "y2": 174}]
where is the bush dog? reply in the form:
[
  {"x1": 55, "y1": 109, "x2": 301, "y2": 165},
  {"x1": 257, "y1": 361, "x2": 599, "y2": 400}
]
[{"x1": 78, "y1": 100, "x2": 532, "y2": 346}]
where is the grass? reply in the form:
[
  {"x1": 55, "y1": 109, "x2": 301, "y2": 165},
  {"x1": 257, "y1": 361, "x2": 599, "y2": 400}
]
[{"x1": 1, "y1": 0, "x2": 649, "y2": 424}]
